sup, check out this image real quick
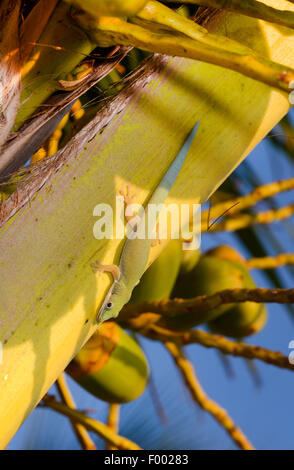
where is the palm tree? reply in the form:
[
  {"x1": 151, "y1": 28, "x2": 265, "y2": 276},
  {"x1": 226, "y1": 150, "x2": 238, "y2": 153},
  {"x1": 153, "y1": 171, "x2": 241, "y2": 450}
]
[{"x1": 0, "y1": 0, "x2": 294, "y2": 450}]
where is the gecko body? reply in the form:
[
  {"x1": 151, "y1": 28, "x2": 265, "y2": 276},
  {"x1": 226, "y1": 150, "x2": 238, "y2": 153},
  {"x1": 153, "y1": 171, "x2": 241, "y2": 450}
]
[{"x1": 94, "y1": 122, "x2": 200, "y2": 324}]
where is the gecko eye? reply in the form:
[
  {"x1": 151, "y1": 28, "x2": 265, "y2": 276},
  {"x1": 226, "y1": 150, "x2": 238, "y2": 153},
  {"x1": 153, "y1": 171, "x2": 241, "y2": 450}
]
[{"x1": 105, "y1": 302, "x2": 113, "y2": 310}]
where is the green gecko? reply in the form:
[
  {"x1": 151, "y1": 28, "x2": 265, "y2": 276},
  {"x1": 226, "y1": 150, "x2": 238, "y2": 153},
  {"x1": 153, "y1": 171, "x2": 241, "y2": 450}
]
[{"x1": 91, "y1": 121, "x2": 200, "y2": 324}]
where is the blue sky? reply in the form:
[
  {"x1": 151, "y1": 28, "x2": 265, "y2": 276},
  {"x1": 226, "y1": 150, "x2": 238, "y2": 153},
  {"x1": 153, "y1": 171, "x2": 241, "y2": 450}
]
[{"x1": 8, "y1": 117, "x2": 294, "y2": 450}]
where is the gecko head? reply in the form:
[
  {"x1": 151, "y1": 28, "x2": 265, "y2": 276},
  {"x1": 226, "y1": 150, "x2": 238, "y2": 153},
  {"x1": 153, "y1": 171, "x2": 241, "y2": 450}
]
[{"x1": 96, "y1": 281, "x2": 131, "y2": 324}]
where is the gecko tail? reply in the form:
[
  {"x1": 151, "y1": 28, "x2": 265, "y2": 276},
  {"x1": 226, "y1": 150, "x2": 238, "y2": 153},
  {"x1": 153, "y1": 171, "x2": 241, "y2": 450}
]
[{"x1": 148, "y1": 121, "x2": 200, "y2": 207}]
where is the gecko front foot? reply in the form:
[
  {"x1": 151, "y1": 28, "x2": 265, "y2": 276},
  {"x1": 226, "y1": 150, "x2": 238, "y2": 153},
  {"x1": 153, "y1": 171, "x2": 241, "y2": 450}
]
[
  {"x1": 91, "y1": 260, "x2": 121, "y2": 282},
  {"x1": 91, "y1": 260, "x2": 103, "y2": 274},
  {"x1": 151, "y1": 238, "x2": 162, "y2": 248}
]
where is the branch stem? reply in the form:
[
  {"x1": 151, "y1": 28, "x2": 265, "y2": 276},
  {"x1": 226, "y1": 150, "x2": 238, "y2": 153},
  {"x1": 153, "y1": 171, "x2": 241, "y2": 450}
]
[
  {"x1": 56, "y1": 373, "x2": 96, "y2": 450},
  {"x1": 42, "y1": 395, "x2": 142, "y2": 450},
  {"x1": 202, "y1": 177, "x2": 294, "y2": 227},
  {"x1": 143, "y1": 325, "x2": 294, "y2": 372},
  {"x1": 246, "y1": 253, "x2": 294, "y2": 269},
  {"x1": 106, "y1": 404, "x2": 120, "y2": 450},
  {"x1": 121, "y1": 287, "x2": 294, "y2": 323},
  {"x1": 165, "y1": 342, "x2": 254, "y2": 450},
  {"x1": 203, "y1": 204, "x2": 294, "y2": 232}
]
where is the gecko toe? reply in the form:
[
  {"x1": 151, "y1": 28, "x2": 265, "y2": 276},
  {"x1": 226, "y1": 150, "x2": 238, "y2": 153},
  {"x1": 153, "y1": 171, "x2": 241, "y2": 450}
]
[{"x1": 91, "y1": 260, "x2": 102, "y2": 274}]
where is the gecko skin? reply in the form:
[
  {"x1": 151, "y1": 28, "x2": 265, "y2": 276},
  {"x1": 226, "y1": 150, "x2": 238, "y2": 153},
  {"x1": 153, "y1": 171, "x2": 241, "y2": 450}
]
[{"x1": 94, "y1": 122, "x2": 200, "y2": 324}]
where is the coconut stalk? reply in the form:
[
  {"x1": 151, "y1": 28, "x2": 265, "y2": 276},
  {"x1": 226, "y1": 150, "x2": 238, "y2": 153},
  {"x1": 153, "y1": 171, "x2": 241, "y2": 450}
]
[
  {"x1": 73, "y1": 2, "x2": 294, "y2": 93},
  {"x1": 0, "y1": 3, "x2": 294, "y2": 448},
  {"x1": 165, "y1": 0, "x2": 294, "y2": 30},
  {"x1": 16, "y1": 0, "x2": 294, "y2": 133}
]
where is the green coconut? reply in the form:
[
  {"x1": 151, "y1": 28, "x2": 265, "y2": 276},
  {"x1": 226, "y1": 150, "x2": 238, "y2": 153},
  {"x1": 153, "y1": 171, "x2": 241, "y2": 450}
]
[
  {"x1": 67, "y1": 322, "x2": 149, "y2": 403},
  {"x1": 209, "y1": 303, "x2": 267, "y2": 338},
  {"x1": 168, "y1": 245, "x2": 267, "y2": 333},
  {"x1": 179, "y1": 245, "x2": 201, "y2": 275},
  {"x1": 129, "y1": 239, "x2": 182, "y2": 304}
]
